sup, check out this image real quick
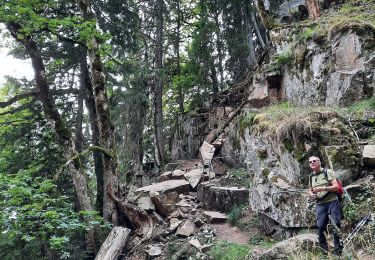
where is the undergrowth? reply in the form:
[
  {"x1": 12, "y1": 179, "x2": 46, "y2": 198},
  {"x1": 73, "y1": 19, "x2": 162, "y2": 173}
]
[{"x1": 209, "y1": 240, "x2": 250, "y2": 260}]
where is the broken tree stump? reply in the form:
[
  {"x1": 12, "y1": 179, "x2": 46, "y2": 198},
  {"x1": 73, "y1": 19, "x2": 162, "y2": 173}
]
[{"x1": 95, "y1": 227, "x2": 131, "y2": 260}]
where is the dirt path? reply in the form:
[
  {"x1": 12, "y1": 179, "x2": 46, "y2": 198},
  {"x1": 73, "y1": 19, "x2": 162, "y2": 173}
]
[{"x1": 212, "y1": 223, "x2": 250, "y2": 245}]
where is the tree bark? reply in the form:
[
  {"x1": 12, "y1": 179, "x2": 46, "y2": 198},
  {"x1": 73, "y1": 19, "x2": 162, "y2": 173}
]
[
  {"x1": 175, "y1": 0, "x2": 184, "y2": 113},
  {"x1": 305, "y1": 0, "x2": 321, "y2": 19},
  {"x1": 154, "y1": 0, "x2": 166, "y2": 166},
  {"x1": 255, "y1": 0, "x2": 274, "y2": 30},
  {"x1": 76, "y1": 0, "x2": 119, "y2": 224},
  {"x1": 209, "y1": 59, "x2": 219, "y2": 94},
  {"x1": 213, "y1": 4, "x2": 225, "y2": 90},
  {"x1": 250, "y1": 11, "x2": 266, "y2": 48},
  {"x1": 6, "y1": 22, "x2": 96, "y2": 253},
  {"x1": 244, "y1": 11, "x2": 257, "y2": 68},
  {"x1": 79, "y1": 47, "x2": 105, "y2": 213}
]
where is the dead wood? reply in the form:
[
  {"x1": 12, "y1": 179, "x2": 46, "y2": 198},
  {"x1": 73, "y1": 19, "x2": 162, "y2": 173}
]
[
  {"x1": 109, "y1": 193, "x2": 155, "y2": 253},
  {"x1": 95, "y1": 227, "x2": 131, "y2": 260}
]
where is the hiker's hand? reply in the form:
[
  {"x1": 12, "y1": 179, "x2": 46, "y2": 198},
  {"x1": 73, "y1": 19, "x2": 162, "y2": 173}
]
[{"x1": 312, "y1": 187, "x2": 325, "y2": 193}]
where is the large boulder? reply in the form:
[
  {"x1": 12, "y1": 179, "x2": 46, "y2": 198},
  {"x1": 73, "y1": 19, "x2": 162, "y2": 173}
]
[
  {"x1": 251, "y1": 234, "x2": 319, "y2": 259},
  {"x1": 197, "y1": 183, "x2": 249, "y2": 213}
]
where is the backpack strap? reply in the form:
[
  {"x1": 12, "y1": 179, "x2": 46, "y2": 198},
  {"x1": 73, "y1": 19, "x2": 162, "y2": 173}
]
[{"x1": 309, "y1": 173, "x2": 314, "y2": 191}]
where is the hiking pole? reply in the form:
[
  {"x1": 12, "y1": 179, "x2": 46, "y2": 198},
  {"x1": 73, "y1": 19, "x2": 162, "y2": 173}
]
[{"x1": 342, "y1": 214, "x2": 374, "y2": 246}]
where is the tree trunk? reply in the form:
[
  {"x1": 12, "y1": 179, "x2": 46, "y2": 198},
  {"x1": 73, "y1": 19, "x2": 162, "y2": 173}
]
[
  {"x1": 255, "y1": 0, "x2": 274, "y2": 30},
  {"x1": 175, "y1": 0, "x2": 184, "y2": 113},
  {"x1": 79, "y1": 47, "x2": 105, "y2": 214},
  {"x1": 95, "y1": 227, "x2": 131, "y2": 260},
  {"x1": 75, "y1": 68, "x2": 84, "y2": 152},
  {"x1": 305, "y1": 0, "x2": 321, "y2": 19},
  {"x1": 213, "y1": 3, "x2": 224, "y2": 90},
  {"x1": 154, "y1": 0, "x2": 166, "y2": 166},
  {"x1": 250, "y1": 11, "x2": 266, "y2": 48},
  {"x1": 244, "y1": 11, "x2": 257, "y2": 68},
  {"x1": 6, "y1": 22, "x2": 96, "y2": 254},
  {"x1": 209, "y1": 60, "x2": 219, "y2": 94},
  {"x1": 76, "y1": 0, "x2": 119, "y2": 224}
]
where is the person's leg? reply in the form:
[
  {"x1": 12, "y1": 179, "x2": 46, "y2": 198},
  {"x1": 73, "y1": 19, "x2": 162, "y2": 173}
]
[
  {"x1": 316, "y1": 204, "x2": 329, "y2": 252},
  {"x1": 329, "y1": 200, "x2": 343, "y2": 255}
]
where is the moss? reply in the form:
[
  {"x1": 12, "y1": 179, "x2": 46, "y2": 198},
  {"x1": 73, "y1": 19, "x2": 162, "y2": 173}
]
[
  {"x1": 272, "y1": 49, "x2": 294, "y2": 68},
  {"x1": 296, "y1": 26, "x2": 317, "y2": 41},
  {"x1": 328, "y1": 19, "x2": 375, "y2": 40},
  {"x1": 295, "y1": 149, "x2": 307, "y2": 161},
  {"x1": 232, "y1": 135, "x2": 241, "y2": 151},
  {"x1": 256, "y1": 148, "x2": 268, "y2": 160},
  {"x1": 262, "y1": 168, "x2": 270, "y2": 177},
  {"x1": 283, "y1": 139, "x2": 294, "y2": 153},
  {"x1": 238, "y1": 111, "x2": 256, "y2": 137}
]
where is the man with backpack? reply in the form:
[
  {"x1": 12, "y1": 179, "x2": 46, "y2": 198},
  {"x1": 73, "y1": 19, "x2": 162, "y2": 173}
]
[{"x1": 308, "y1": 156, "x2": 343, "y2": 256}]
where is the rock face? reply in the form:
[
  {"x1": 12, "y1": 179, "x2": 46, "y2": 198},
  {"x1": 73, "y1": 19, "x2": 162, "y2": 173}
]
[
  {"x1": 249, "y1": 23, "x2": 375, "y2": 109},
  {"x1": 246, "y1": 111, "x2": 361, "y2": 227}
]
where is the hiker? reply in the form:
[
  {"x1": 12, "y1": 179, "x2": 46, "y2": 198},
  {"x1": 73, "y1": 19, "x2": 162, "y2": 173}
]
[{"x1": 308, "y1": 156, "x2": 343, "y2": 256}]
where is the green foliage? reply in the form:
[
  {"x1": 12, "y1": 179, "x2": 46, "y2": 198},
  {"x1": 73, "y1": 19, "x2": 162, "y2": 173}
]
[
  {"x1": 297, "y1": 27, "x2": 317, "y2": 41},
  {"x1": 228, "y1": 205, "x2": 245, "y2": 226},
  {"x1": 272, "y1": 49, "x2": 293, "y2": 68},
  {"x1": 223, "y1": 168, "x2": 250, "y2": 188},
  {"x1": 238, "y1": 111, "x2": 256, "y2": 136},
  {"x1": 0, "y1": 167, "x2": 110, "y2": 259},
  {"x1": 209, "y1": 240, "x2": 250, "y2": 260},
  {"x1": 346, "y1": 98, "x2": 375, "y2": 116},
  {"x1": 343, "y1": 202, "x2": 359, "y2": 221}
]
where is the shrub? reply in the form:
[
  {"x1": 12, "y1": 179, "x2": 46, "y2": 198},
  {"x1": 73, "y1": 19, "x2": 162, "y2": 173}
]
[{"x1": 228, "y1": 205, "x2": 244, "y2": 226}]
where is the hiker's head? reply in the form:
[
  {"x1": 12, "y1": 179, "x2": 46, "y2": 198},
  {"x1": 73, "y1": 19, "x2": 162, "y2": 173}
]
[{"x1": 309, "y1": 156, "x2": 321, "y2": 172}]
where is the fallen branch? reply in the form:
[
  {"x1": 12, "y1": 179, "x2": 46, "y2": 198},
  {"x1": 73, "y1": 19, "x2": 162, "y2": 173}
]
[
  {"x1": 207, "y1": 98, "x2": 249, "y2": 144},
  {"x1": 53, "y1": 145, "x2": 115, "y2": 181}
]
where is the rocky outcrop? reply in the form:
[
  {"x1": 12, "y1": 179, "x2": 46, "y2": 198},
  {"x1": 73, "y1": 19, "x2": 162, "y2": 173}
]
[
  {"x1": 251, "y1": 233, "x2": 319, "y2": 259},
  {"x1": 249, "y1": 21, "x2": 375, "y2": 109},
  {"x1": 246, "y1": 111, "x2": 361, "y2": 227}
]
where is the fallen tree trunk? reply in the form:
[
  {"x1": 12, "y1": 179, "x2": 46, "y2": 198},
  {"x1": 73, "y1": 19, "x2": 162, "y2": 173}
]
[{"x1": 95, "y1": 227, "x2": 131, "y2": 260}]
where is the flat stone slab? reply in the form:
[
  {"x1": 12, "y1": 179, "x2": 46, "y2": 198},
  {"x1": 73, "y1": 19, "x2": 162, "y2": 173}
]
[
  {"x1": 137, "y1": 196, "x2": 155, "y2": 212},
  {"x1": 146, "y1": 245, "x2": 162, "y2": 257},
  {"x1": 197, "y1": 183, "x2": 249, "y2": 212},
  {"x1": 184, "y1": 168, "x2": 204, "y2": 189},
  {"x1": 204, "y1": 211, "x2": 227, "y2": 223},
  {"x1": 363, "y1": 145, "x2": 375, "y2": 166},
  {"x1": 176, "y1": 220, "x2": 195, "y2": 237},
  {"x1": 135, "y1": 179, "x2": 191, "y2": 195}
]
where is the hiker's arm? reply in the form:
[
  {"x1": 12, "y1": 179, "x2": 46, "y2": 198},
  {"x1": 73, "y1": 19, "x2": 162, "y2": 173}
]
[{"x1": 313, "y1": 179, "x2": 339, "y2": 193}]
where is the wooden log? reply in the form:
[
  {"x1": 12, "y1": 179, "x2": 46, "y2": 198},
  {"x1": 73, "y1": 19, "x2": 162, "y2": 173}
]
[{"x1": 95, "y1": 227, "x2": 131, "y2": 260}]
